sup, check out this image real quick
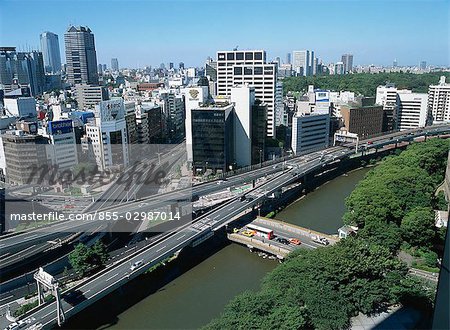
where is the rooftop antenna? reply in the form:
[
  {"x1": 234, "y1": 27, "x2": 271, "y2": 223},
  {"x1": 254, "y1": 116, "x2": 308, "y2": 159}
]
[{"x1": 233, "y1": 45, "x2": 238, "y2": 51}]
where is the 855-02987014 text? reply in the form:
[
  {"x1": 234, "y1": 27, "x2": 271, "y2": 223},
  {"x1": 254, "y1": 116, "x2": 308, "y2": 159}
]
[{"x1": 9, "y1": 211, "x2": 181, "y2": 222}]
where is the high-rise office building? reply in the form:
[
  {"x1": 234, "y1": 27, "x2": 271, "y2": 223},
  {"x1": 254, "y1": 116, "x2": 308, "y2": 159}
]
[
  {"x1": 286, "y1": 53, "x2": 291, "y2": 65},
  {"x1": 179, "y1": 62, "x2": 185, "y2": 70},
  {"x1": 111, "y1": 58, "x2": 119, "y2": 72},
  {"x1": 376, "y1": 84, "x2": 412, "y2": 131},
  {"x1": 335, "y1": 62, "x2": 344, "y2": 75},
  {"x1": 428, "y1": 76, "x2": 450, "y2": 123},
  {"x1": 396, "y1": 93, "x2": 429, "y2": 130},
  {"x1": 341, "y1": 54, "x2": 353, "y2": 73},
  {"x1": 40, "y1": 31, "x2": 62, "y2": 74},
  {"x1": 291, "y1": 113, "x2": 330, "y2": 155},
  {"x1": 419, "y1": 61, "x2": 427, "y2": 70},
  {"x1": 1, "y1": 129, "x2": 48, "y2": 185},
  {"x1": 84, "y1": 99, "x2": 129, "y2": 171},
  {"x1": 97, "y1": 64, "x2": 103, "y2": 75},
  {"x1": 340, "y1": 104, "x2": 384, "y2": 138},
  {"x1": 183, "y1": 86, "x2": 209, "y2": 161},
  {"x1": 216, "y1": 49, "x2": 278, "y2": 137},
  {"x1": 74, "y1": 84, "x2": 109, "y2": 109},
  {"x1": 0, "y1": 47, "x2": 45, "y2": 96},
  {"x1": 292, "y1": 50, "x2": 315, "y2": 76},
  {"x1": 393, "y1": 59, "x2": 398, "y2": 68},
  {"x1": 41, "y1": 119, "x2": 78, "y2": 170},
  {"x1": 64, "y1": 26, "x2": 99, "y2": 85},
  {"x1": 191, "y1": 104, "x2": 234, "y2": 174}
]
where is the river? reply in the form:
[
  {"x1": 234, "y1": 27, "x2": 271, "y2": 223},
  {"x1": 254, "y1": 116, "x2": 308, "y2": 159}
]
[{"x1": 63, "y1": 167, "x2": 370, "y2": 330}]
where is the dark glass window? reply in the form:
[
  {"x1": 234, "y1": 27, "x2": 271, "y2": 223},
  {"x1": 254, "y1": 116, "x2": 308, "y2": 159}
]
[
  {"x1": 244, "y1": 67, "x2": 253, "y2": 75},
  {"x1": 254, "y1": 66, "x2": 263, "y2": 75},
  {"x1": 234, "y1": 67, "x2": 243, "y2": 75},
  {"x1": 245, "y1": 52, "x2": 253, "y2": 60},
  {"x1": 254, "y1": 52, "x2": 263, "y2": 60},
  {"x1": 236, "y1": 52, "x2": 244, "y2": 60},
  {"x1": 226, "y1": 53, "x2": 235, "y2": 60}
]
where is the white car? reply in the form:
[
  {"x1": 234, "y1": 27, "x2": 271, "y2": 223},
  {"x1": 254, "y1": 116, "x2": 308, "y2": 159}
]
[{"x1": 130, "y1": 260, "x2": 143, "y2": 271}]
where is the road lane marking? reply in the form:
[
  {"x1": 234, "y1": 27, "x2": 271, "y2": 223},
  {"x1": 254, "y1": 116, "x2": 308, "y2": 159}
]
[
  {"x1": 0, "y1": 295, "x2": 14, "y2": 302},
  {"x1": 176, "y1": 234, "x2": 186, "y2": 240},
  {"x1": 41, "y1": 310, "x2": 54, "y2": 319},
  {"x1": 156, "y1": 245, "x2": 167, "y2": 253},
  {"x1": 105, "y1": 273, "x2": 119, "y2": 282}
]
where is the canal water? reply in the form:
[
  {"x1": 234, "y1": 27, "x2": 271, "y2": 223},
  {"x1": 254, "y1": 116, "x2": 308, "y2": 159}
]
[
  {"x1": 64, "y1": 167, "x2": 370, "y2": 330},
  {"x1": 276, "y1": 167, "x2": 371, "y2": 234}
]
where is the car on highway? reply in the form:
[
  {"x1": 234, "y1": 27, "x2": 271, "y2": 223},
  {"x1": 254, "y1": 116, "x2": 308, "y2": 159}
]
[
  {"x1": 367, "y1": 141, "x2": 373, "y2": 145},
  {"x1": 276, "y1": 237, "x2": 290, "y2": 245},
  {"x1": 289, "y1": 238, "x2": 301, "y2": 245},
  {"x1": 241, "y1": 230, "x2": 255, "y2": 237},
  {"x1": 130, "y1": 260, "x2": 144, "y2": 270},
  {"x1": 240, "y1": 195, "x2": 246, "y2": 201},
  {"x1": 312, "y1": 236, "x2": 329, "y2": 245}
]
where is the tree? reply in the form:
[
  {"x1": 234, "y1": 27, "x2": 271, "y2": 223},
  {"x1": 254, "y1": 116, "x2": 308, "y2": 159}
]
[
  {"x1": 91, "y1": 240, "x2": 109, "y2": 266},
  {"x1": 206, "y1": 238, "x2": 409, "y2": 330},
  {"x1": 400, "y1": 207, "x2": 436, "y2": 249},
  {"x1": 68, "y1": 243, "x2": 91, "y2": 276}
]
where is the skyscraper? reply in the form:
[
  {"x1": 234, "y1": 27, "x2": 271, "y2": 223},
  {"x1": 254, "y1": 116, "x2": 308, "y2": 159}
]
[
  {"x1": 341, "y1": 54, "x2": 353, "y2": 73},
  {"x1": 216, "y1": 49, "x2": 278, "y2": 137},
  {"x1": 0, "y1": 47, "x2": 45, "y2": 96},
  {"x1": 111, "y1": 58, "x2": 119, "y2": 72},
  {"x1": 286, "y1": 53, "x2": 291, "y2": 64},
  {"x1": 292, "y1": 50, "x2": 315, "y2": 76},
  {"x1": 64, "y1": 26, "x2": 99, "y2": 85},
  {"x1": 40, "y1": 31, "x2": 62, "y2": 74},
  {"x1": 428, "y1": 76, "x2": 450, "y2": 123},
  {"x1": 420, "y1": 61, "x2": 427, "y2": 70}
]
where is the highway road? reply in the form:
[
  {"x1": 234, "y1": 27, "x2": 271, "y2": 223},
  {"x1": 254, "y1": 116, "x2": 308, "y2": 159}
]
[
  {"x1": 12, "y1": 145, "x2": 360, "y2": 329},
  {"x1": 1, "y1": 125, "x2": 449, "y2": 254},
  {"x1": 5, "y1": 124, "x2": 450, "y2": 329}
]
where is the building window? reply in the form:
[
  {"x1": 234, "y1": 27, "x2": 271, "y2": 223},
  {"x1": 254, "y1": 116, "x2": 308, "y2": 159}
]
[
  {"x1": 236, "y1": 52, "x2": 244, "y2": 60},
  {"x1": 255, "y1": 52, "x2": 263, "y2": 60},
  {"x1": 254, "y1": 66, "x2": 263, "y2": 75},
  {"x1": 227, "y1": 53, "x2": 235, "y2": 60},
  {"x1": 244, "y1": 67, "x2": 253, "y2": 75},
  {"x1": 234, "y1": 67, "x2": 243, "y2": 75}
]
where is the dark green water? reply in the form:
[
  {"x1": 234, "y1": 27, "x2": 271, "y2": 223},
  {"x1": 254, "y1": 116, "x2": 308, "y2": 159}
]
[
  {"x1": 64, "y1": 168, "x2": 370, "y2": 329},
  {"x1": 276, "y1": 168, "x2": 370, "y2": 234},
  {"x1": 105, "y1": 244, "x2": 277, "y2": 329}
]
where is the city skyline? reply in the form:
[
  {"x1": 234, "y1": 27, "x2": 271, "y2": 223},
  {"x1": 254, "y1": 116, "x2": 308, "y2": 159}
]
[{"x1": 1, "y1": 0, "x2": 449, "y2": 68}]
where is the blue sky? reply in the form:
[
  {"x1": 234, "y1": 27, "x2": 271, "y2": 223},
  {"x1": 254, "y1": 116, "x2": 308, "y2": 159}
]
[{"x1": 1, "y1": 0, "x2": 449, "y2": 68}]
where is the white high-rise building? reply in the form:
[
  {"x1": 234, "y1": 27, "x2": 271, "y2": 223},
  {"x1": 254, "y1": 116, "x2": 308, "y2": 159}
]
[
  {"x1": 292, "y1": 50, "x2": 315, "y2": 76},
  {"x1": 216, "y1": 49, "x2": 277, "y2": 137},
  {"x1": 182, "y1": 86, "x2": 209, "y2": 161},
  {"x1": 376, "y1": 84, "x2": 412, "y2": 131},
  {"x1": 275, "y1": 81, "x2": 286, "y2": 126},
  {"x1": 230, "y1": 85, "x2": 253, "y2": 167},
  {"x1": 428, "y1": 76, "x2": 450, "y2": 123},
  {"x1": 84, "y1": 99, "x2": 129, "y2": 171},
  {"x1": 396, "y1": 93, "x2": 429, "y2": 130},
  {"x1": 40, "y1": 119, "x2": 78, "y2": 170}
]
